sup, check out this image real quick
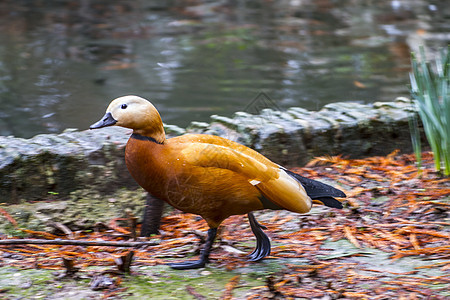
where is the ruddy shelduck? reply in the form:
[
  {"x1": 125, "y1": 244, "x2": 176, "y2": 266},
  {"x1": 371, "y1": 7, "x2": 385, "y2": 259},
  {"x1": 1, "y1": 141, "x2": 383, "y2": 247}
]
[{"x1": 90, "y1": 95, "x2": 345, "y2": 269}]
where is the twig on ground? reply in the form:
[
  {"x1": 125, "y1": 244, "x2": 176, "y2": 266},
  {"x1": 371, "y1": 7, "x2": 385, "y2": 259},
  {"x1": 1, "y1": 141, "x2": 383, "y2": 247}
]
[
  {"x1": 186, "y1": 285, "x2": 207, "y2": 300},
  {"x1": 0, "y1": 239, "x2": 159, "y2": 247}
]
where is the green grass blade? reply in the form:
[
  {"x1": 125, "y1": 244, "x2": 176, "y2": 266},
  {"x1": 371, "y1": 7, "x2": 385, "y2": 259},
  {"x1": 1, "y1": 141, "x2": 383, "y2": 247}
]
[{"x1": 409, "y1": 46, "x2": 449, "y2": 176}]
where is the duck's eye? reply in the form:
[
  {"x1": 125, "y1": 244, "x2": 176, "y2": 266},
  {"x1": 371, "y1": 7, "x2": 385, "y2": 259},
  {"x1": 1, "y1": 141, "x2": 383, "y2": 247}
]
[{"x1": 121, "y1": 104, "x2": 128, "y2": 109}]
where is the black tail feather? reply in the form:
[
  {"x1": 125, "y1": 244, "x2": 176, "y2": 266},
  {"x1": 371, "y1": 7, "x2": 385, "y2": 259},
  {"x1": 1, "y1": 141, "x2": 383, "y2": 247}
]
[
  {"x1": 315, "y1": 197, "x2": 343, "y2": 209},
  {"x1": 284, "y1": 169, "x2": 346, "y2": 209}
]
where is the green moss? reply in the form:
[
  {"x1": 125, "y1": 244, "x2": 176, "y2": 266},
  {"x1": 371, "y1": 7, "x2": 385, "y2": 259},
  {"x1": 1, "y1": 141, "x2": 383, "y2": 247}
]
[
  {"x1": 0, "y1": 265, "x2": 267, "y2": 299},
  {"x1": 121, "y1": 264, "x2": 270, "y2": 299}
]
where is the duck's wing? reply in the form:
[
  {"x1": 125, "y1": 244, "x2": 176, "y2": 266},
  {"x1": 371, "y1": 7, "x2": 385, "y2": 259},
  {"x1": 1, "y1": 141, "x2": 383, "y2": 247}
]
[
  {"x1": 181, "y1": 142, "x2": 312, "y2": 213},
  {"x1": 181, "y1": 143, "x2": 275, "y2": 180}
]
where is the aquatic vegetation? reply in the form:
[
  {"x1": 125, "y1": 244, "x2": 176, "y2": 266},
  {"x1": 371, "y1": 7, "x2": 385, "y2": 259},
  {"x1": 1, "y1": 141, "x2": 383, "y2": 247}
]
[{"x1": 409, "y1": 46, "x2": 450, "y2": 176}]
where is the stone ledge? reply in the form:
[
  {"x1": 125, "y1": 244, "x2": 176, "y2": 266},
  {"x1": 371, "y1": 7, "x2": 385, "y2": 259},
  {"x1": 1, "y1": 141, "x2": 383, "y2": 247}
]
[
  {"x1": 0, "y1": 98, "x2": 421, "y2": 204},
  {"x1": 187, "y1": 97, "x2": 420, "y2": 166}
]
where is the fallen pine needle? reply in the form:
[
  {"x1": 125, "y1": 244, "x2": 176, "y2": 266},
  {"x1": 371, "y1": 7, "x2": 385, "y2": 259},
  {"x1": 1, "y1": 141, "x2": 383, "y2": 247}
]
[
  {"x1": 20, "y1": 229, "x2": 58, "y2": 239},
  {"x1": 0, "y1": 208, "x2": 17, "y2": 227},
  {"x1": 396, "y1": 228, "x2": 450, "y2": 239},
  {"x1": 342, "y1": 291, "x2": 371, "y2": 298},
  {"x1": 409, "y1": 233, "x2": 421, "y2": 250},
  {"x1": 414, "y1": 261, "x2": 449, "y2": 269},
  {"x1": 344, "y1": 226, "x2": 361, "y2": 248},
  {"x1": 381, "y1": 280, "x2": 428, "y2": 286},
  {"x1": 221, "y1": 275, "x2": 240, "y2": 300}
]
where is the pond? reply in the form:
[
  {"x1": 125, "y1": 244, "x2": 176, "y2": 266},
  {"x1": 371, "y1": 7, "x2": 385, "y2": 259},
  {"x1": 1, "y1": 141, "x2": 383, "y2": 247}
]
[{"x1": 0, "y1": 0, "x2": 448, "y2": 138}]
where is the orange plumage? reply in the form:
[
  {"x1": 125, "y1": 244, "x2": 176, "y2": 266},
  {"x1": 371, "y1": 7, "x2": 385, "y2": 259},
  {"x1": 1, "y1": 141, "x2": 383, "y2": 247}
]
[{"x1": 90, "y1": 95, "x2": 345, "y2": 269}]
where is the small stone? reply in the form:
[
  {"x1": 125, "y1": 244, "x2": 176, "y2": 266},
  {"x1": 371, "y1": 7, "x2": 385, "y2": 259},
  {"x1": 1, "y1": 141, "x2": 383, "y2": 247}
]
[{"x1": 200, "y1": 270, "x2": 211, "y2": 276}]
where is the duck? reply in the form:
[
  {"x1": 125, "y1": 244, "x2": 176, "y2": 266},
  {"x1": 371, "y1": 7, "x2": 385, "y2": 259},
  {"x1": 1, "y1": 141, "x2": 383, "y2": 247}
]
[{"x1": 90, "y1": 95, "x2": 346, "y2": 270}]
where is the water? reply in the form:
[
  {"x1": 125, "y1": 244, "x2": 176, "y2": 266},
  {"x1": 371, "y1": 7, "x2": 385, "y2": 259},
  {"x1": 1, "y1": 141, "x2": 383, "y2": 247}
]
[{"x1": 0, "y1": 0, "x2": 448, "y2": 138}]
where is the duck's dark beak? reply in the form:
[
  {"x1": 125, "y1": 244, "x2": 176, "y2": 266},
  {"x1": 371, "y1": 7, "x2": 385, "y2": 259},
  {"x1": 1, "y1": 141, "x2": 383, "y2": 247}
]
[{"x1": 90, "y1": 112, "x2": 117, "y2": 129}]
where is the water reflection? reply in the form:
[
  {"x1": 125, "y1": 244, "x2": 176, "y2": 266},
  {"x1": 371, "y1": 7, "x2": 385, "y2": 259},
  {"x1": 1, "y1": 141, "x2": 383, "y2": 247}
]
[{"x1": 0, "y1": 0, "x2": 448, "y2": 138}]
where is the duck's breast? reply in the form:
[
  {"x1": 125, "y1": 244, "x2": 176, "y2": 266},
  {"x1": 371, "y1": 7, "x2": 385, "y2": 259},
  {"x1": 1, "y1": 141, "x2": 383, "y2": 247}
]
[{"x1": 125, "y1": 137, "x2": 170, "y2": 200}]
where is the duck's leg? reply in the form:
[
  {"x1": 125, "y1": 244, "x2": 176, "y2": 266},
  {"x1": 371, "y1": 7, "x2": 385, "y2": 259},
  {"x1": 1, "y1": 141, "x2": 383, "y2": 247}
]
[
  {"x1": 140, "y1": 193, "x2": 164, "y2": 237},
  {"x1": 168, "y1": 227, "x2": 217, "y2": 270},
  {"x1": 247, "y1": 212, "x2": 271, "y2": 261}
]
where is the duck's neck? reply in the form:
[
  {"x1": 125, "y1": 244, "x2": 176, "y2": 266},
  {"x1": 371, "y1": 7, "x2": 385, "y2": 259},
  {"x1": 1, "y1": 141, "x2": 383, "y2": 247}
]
[
  {"x1": 132, "y1": 119, "x2": 166, "y2": 144},
  {"x1": 128, "y1": 105, "x2": 166, "y2": 144},
  {"x1": 131, "y1": 132, "x2": 165, "y2": 144}
]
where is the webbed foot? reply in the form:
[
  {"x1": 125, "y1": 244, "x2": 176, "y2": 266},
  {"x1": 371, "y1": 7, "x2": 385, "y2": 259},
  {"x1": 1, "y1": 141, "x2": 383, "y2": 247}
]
[
  {"x1": 168, "y1": 228, "x2": 217, "y2": 270},
  {"x1": 168, "y1": 259, "x2": 206, "y2": 270}
]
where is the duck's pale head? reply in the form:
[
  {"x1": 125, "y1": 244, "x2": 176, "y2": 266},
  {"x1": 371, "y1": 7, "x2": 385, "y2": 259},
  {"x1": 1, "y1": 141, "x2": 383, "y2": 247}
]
[{"x1": 90, "y1": 95, "x2": 165, "y2": 143}]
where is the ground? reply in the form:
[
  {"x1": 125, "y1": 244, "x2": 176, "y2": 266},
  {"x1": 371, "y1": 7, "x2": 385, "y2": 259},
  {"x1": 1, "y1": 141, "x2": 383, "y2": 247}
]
[{"x1": 0, "y1": 151, "x2": 449, "y2": 299}]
